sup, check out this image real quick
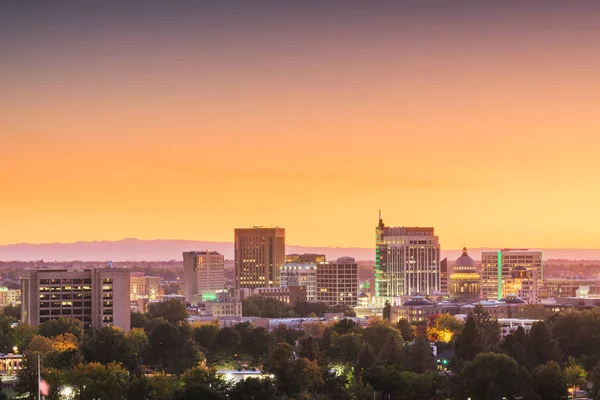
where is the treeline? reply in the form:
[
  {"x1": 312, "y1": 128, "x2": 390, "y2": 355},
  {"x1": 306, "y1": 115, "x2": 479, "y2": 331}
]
[
  {"x1": 8, "y1": 300, "x2": 600, "y2": 399},
  {"x1": 241, "y1": 295, "x2": 356, "y2": 318}
]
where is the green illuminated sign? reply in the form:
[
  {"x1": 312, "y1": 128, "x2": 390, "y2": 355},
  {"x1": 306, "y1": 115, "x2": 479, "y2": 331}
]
[{"x1": 497, "y1": 251, "x2": 502, "y2": 300}]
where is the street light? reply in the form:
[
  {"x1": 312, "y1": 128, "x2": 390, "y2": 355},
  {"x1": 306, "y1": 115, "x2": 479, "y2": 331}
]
[{"x1": 12, "y1": 346, "x2": 17, "y2": 354}]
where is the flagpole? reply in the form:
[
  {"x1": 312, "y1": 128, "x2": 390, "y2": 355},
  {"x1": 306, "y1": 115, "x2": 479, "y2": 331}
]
[{"x1": 37, "y1": 354, "x2": 41, "y2": 400}]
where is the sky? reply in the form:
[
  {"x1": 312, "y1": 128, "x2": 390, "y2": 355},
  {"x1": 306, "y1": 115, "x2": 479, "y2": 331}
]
[{"x1": 2, "y1": 1, "x2": 600, "y2": 250}]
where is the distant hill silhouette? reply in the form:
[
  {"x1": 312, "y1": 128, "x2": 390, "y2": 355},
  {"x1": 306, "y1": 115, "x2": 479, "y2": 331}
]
[{"x1": 1, "y1": 239, "x2": 600, "y2": 261}]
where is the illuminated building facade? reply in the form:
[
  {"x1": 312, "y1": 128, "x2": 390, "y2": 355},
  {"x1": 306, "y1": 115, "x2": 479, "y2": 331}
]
[
  {"x1": 481, "y1": 249, "x2": 543, "y2": 301},
  {"x1": 184, "y1": 251, "x2": 226, "y2": 300},
  {"x1": 316, "y1": 257, "x2": 358, "y2": 307},
  {"x1": 235, "y1": 227, "x2": 285, "y2": 292},
  {"x1": 130, "y1": 273, "x2": 161, "y2": 301},
  {"x1": 21, "y1": 268, "x2": 131, "y2": 331},
  {"x1": 376, "y1": 214, "x2": 441, "y2": 300},
  {"x1": 285, "y1": 254, "x2": 326, "y2": 264},
  {"x1": 449, "y1": 247, "x2": 481, "y2": 301},
  {"x1": 281, "y1": 263, "x2": 317, "y2": 301}
]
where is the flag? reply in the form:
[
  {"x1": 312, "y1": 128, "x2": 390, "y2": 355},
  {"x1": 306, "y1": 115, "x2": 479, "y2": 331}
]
[{"x1": 39, "y1": 378, "x2": 49, "y2": 396}]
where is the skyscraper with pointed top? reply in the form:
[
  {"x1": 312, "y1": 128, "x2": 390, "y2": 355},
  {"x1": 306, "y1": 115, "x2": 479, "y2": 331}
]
[{"x1": 375, "y1": 213, "x2": 441, "y2": 301}]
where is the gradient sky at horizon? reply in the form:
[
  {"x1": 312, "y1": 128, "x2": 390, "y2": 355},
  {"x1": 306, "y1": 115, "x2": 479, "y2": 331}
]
[{"x1": 2, "y1": 1, "x2": 600, "y2": 249}]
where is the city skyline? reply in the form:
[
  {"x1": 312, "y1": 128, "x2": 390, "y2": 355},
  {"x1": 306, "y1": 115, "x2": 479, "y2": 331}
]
[{"x1": 4, "y1": 1, "x2": 600, "y2": 249}]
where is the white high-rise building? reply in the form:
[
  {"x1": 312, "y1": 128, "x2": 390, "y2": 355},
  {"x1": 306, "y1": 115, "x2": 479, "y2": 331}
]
[
  {"x1": 183, "y1": 251, "x2": 226, "y2": 300},
  {"x1": 376, "y1": 216, "x2": 441, "y2": 301}
]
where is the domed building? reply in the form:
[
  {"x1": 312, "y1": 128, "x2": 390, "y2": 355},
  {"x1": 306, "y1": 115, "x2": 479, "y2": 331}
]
[{"x1": 449, "y1": 247, "x2": 481, "y2": 301}]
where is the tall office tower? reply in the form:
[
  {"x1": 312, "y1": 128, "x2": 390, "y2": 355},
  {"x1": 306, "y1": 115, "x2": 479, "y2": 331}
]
[
  {"x1": 317, "y1": 257, "x2": 358, "y2": 307},
  {"x1": 481, "y1": 249, "x2": 543, "y2": 301},
  {"x1": 235, "y1": 227, "x2": 285, "y2": 292},
  {"x1": 183, "y1": 251, "x2": 226, "y2": 300},
  {"x1": 375, "y1": 214, "x2": 441, "y2": 299},
  {"x1": 281, "y1": 263, "x2": 317, "y2": 301},
  {"x1": 21, "y1": 268, "x2": 130, "y2": 331}
]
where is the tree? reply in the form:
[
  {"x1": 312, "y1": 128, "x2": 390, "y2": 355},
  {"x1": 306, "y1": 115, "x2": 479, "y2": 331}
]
[
  {"x1": 362, "y1": 318, "x2": 404, "y2": 363},
  {"x1": 131, "y1": 312, "x2": 153, "y2": 331},
  {"x1": 526, "y1": 321, "x2": 562, "y2": 368},
  {"x1": 1, "y1": 304, "x2": 20, "y2": 320},
  {"x1": 294, "y1": 301, "x2": 330, "y2": 317},
  {"x1": 179, "y1": 366, "x2": 231, "y2": 398},
  {"x1": 297, "y1": 336, "x2": 323, "y2": 362},
  {"x1": 330, "y1": 332, "x2": 363, "y2": 364},
  {"x1": 586, "y1": 362, "x2": 600, "y2": 400},
  {"x1": 16, "y1": 335, "x2": 54, "y2": 399},
  {"x1": 427, "y1": 314, "x2": 462, "y2": 343},
  {"x1": 565, "y1": 360, "x2": 586, "y2": 400},
  {"x1": 382, "y1": 301, "x2": 391, "y2": 320},
  {"x1": 229, "y1": 377, "x2": 279, "y2": 400},
  {"x1": 127, "y1": 374, "x2": 155, "y2": 400},
  {"x1": 333, "y1": 318, "x2": 359, "y2": 335},
  {"x1": 149, "y1": 374, "x2": 177, "y2": 400},
  {"x1": 454, "y1": 314, "x2": 485, "y2": 363},
  {"x1": 146, "y1": 321, "x2": 202, "y2": 375},
  {"x1": 69, "y1": 362, "x2": 129, "y2": 400},
  {"x1": 193, "y1": 323, "x2": 220, "y2": 351},
  {"x1": 501, "y1": 327, "x2": 530, "y2": 368},
  {"x1": 407, "y1": 335, "x2": 435, "y2": 373},
  {"x1": 532, "y1": 361, "x2": 568, "y2": 400},
  {"x1": 396, "y1": 318, "x2": 416, "y2": 342},
  {"x1": 461, "y1": 352, "x2": 532, "y2": 400},
  {"x1": 330, "y1": 304, "x2": 357, "y2": 317},
  {"x1": 242, "y1": 296, "x2": 296, "y2": 318},
  {"x1": 148, "y1": 299, "x2": 188, "y2": 324},
  {"x1": 81, "y1": 326, "x2": 137, "y2": 371},
  {"x1": 38, "y1": 317, "x2": 83, "y2": 341},
  {"x1": 9, "y1": 323, "x2": 38, "y2": 351},
  {"x1": 271, "y1": 324, "x2": 303, "y2": 346}
]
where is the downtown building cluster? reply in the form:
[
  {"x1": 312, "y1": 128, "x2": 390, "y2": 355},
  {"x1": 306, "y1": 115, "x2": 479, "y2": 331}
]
[{"x1": 17, "y1": 215, "x2": 591, "y2": 331}]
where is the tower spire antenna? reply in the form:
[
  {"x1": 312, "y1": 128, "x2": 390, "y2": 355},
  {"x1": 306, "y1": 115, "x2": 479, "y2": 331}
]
[{"x1": 378, "y1": 209, "x2": 381, "y2": 220}]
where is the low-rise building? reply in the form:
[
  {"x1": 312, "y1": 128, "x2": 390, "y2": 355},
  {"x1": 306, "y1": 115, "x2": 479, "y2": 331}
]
[
  {"x1": 130, "y1": 273, "x2": 161, "y2": 301},
  {"x1": 21, "y1": 268, "x2": 131, "y2": 331},
  {"x1": 238, "y1": 286, "x2": 307, "y2": 305}
]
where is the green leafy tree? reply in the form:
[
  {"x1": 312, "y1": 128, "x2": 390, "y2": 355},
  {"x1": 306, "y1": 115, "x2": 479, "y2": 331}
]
[
  {"x1": 407, "y1": 335, "x2": 435, "y2": 373},
  {"x1": 396, "y1": 318, "x2": 416, "y2": 342},
  {"x1": 362, "y1": 318, "x2": 404, "y2": 363},
  {"x1": 38, "y1": 317, "x2": 84, "y2": 341},
  {"x1": 148, "y1": 299, "x2": 188, "y2": 324},
  {"x1": 81, "y1": 326, "x2": 143, "y2": 372},
  {"x1": 294, "y1": 301, "x2": 330, "y2": 317},
  {"x1": 565, "y1": 359, "x2": 586, "y2": 400},
  {"x1": 131, "y1": 312, "x2": 153, "y2": 331},
  {"x1": 173, "y1": 366, "x2": 231, "y2": 400},
  {"x1": 146, "y1": 321, "x2": 202, "y2": 375},
  {"x1": 454, "y1": 314, "x2": 486, "y2": 363},
  {"x1": 193, "y1": 324, "x2": 220, "y2": 351},
  {"x1": 229, "y1": 377, "x2": 279, "y2": 400},
  {"x1": 297, "y1": 336, "x2": 323, "y2": 362},
  {"x1": 1, "y1": 304, "x2": 20, "y2": 320},
  {"x1": 127, "y1": 374, "x2": 155, "y2": 400},
  {"x1": 460, "y1": 352, "x2": 533, "y2": 400},
  {"x1": 532, "y1": 361, "x2": 568, "y2": 400},
  {"x1": 69, "y1": 361, "x2": 129, "y2": 400},
  {"x1": 9, "y1": 323, "x2": 38, "y2": 352},
  {"x1": 586, "y1": 362, "x2": 600, "y2": 400},
  {"x1": 149, "y1": 374, "x2": 177, "y2": 400},
  {"x1": 330, "y1": 304, "x2": 357, "y2": 317},
  {"x1": 526, "y1": 321, "x2": 562, "y2": 368},
  {"x1": 501, "y1": 326, "x2": 530, "y2": 368},
  {"x1": 242, "y1": 296, "x2": 296, "y2": 318},
  {"x1": 16, "y1": 335, "x2": 54, "y2": 399},
  {"x1": 333, "y1": 318, "x2": 360, "y2": 335},
  {"x1": 330, "y1": 332, "x2": 363, "y2": 364},
  {"x1": 383, "y1": 301, "x2": 391, "y2": 320},
  {"x1": 355, "y1": 344, "x2": 377, "y2": 374},
  {"x1": 271, "y1": 324, "x2": 304, "y2": 346}
]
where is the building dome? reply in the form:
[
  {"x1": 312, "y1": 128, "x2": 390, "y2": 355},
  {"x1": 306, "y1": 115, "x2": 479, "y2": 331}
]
[{"x1": 455, "y1": 247, "x2": 475, "y2": 269}]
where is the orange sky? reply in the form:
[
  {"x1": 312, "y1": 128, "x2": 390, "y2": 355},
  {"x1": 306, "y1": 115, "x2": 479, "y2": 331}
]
[{"x1": 2, "y1": 2, "x2": 600, "y2": 249}]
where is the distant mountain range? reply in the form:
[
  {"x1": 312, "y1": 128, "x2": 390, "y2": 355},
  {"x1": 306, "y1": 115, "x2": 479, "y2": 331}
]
[{"x1": 2, "y1": 239, "x2": 600, "y2": 262}]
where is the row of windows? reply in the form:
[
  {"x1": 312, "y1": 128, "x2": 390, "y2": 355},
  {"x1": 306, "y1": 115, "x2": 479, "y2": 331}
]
[
  {"x1": 40, "y1": 286, "x2": 92, "y2": 293},
  {"x1": 40, "y1": 279, "x2": 91, "y2": 285},
  {"x1": 41, "y1": 309, "x2": 91, "y2": 316},
  {"x1": 40, "y1": 293, "x2": 92, "y2": 300},
  {"x1": 40, "y1": 301, "x2": 92, "y2": 308},
  {"x1": 41, "y1": 316, "x2": 92, "y2": 323}
]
